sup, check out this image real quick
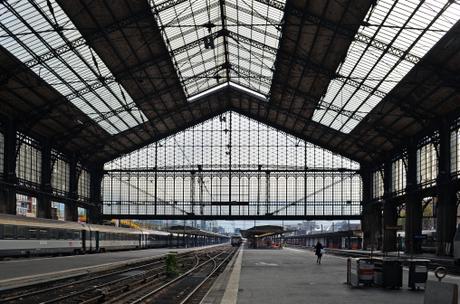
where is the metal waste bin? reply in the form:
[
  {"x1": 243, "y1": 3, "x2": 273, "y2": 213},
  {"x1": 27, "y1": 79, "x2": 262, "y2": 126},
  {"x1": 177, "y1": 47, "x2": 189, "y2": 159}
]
[
  {"x1": 373, "y1": 259, "x2": 383, "y2": 286},
  {"x1": 350, "y1": 258, "x2": 374, "y2": 287},
  {"x1": 381, "y1": 258, "x2": 402, "y2": 289},
  {"x1": 407, "y1": 258, "x2": 429, "y2": 290}
]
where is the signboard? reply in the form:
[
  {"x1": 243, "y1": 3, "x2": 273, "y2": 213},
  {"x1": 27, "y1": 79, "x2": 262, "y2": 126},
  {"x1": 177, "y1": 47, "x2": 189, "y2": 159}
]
[{"x1": 413, "y1": 234, "x2": 428, "y2": 240}]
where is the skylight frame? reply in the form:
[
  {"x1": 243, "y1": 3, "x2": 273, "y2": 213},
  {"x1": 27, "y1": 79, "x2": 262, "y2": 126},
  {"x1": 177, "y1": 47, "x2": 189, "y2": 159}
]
[
  {"x1": 312, "y1": 0, "x2": 460, "y2": 134},
  {"x1": 0, "y1": 0, "x2": 148, "y2": 135}
]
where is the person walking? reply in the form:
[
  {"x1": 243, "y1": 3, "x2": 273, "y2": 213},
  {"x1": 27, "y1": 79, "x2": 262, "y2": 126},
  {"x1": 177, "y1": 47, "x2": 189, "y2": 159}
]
[{"x1": 314, "y1": 241, "x2": 324, "y2": 264}]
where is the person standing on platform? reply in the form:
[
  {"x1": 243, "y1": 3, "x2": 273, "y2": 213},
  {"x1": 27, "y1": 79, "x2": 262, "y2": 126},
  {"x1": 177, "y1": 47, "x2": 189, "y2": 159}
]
[{"x1": 314, "y1": 241, "x2": 324, "y2": 264}]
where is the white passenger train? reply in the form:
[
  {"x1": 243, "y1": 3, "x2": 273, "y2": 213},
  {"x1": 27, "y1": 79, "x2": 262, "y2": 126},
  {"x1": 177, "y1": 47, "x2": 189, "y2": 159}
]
[{"x1": 0, "y1": 214, "x2": 173, "y2": 257}]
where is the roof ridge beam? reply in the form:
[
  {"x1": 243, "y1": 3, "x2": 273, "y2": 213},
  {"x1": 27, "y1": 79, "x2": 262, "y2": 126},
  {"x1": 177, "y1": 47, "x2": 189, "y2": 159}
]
[
  {"x1": 152, "y1": 0, "x2": 189, "y2": 12},
  {"x1": 254, "y1": 0, "x2": 285, "y2": 11},
  {"x1": 227, "y1": 30, "x2": 278, "y2": 55},
  {"x1": 183, "y1": 63, "x2": 227, "y2": 85},
  {"x1": 153, "y1": 0, "x2": 221, "y2": 25},
  {"x1": 231, "y1": 64, "x2": 272, "y2": 86},
  {"x1": 171, "y1": 29, "x2": 278, "y2": 59}
]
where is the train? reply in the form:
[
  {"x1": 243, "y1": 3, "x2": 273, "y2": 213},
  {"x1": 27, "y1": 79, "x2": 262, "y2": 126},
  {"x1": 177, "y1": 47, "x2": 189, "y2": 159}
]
[
  {"x1": 284, "y1": 229, "x2": 439, "y2": 253},
  {"x1": 231, "y1": 235, "x2": 243, "y2": 247},
  {"x1": 0, "y1": 214, "x2": 227, "y2": 257},
  {"x1": 284, "y1": 230, "x2": 363, "y2": 250}
]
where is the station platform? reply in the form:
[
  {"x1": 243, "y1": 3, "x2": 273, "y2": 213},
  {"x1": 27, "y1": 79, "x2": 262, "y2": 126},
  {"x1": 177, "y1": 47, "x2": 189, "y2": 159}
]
[
  {"x1": 0, "y1": 246, "x2": 215, "y2": 289},
  {"x1": 210, "y1": 246, "x2": 460, "y2": 304}
]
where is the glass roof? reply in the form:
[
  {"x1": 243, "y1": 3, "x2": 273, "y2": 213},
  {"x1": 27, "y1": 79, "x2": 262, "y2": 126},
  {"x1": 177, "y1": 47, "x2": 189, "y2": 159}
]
[
  {"x1": 150, "y1": 0, "x2": 285, "y2": 101},
  {"x1": 0, "y1": 0, "x2": 147, "y2": 135},
  {"x1": 312, "y1": 0, "x2": 460, "y2": 133}
]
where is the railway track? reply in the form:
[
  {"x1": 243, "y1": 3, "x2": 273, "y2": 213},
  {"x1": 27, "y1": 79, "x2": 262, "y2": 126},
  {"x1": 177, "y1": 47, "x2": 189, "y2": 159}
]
[
  {"x1": 0, "y1": 245, "x2": 235, "y2": 304},
  {"x1": 119, "y1": 247, "x2": 236, "y2": 304}
]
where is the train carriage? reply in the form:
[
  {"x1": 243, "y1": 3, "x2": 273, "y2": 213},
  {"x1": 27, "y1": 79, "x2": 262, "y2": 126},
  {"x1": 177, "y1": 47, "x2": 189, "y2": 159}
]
[
  {"x1": 90, "y1": 224, "x2": 142, "y2": 252},
  {"x1": 142, "y1": 229, "x2": 171, "y2": 248},
  {"x1": 0, "y1": 214, "x2": 228, "y2": 257},
  {"x1": 0, "y1": 213, "x2": 88, "y2": 256}
]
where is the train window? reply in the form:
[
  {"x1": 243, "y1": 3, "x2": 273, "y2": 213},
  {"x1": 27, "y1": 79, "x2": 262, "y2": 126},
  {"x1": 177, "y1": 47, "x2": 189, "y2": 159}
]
[
  {"x1": 28, "y1": 228, "x2": 38, "y2": 239},
  {"x1": 58, "y1": 229, "x2": 66, "y2": 239},
  {"x1": 3, "y1": 225, "x2": 15, "y2": 239},
  {"x1": 39, "y1": 229, "x2": 48, "y2": 239},
  {"x1": 0, "y1": 225, "x2": 3, "y2": 239},
  {"x1": 48, "y1": 229, "x2": 57, "y2": 239},
  {"x1": 66, "y1": 230, "x2": 73, "y2": 239},
  {"x1": 16, "y1": 226, "x2": 28, "y2": 239}
]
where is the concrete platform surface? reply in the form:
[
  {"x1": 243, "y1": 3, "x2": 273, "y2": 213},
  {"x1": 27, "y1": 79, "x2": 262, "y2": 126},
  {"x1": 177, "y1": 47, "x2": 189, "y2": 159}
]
[
  {"x1": 0, "y1": 246, "x2": 215, "y2": 286},
  {"x1": 235, "y1": 247, "x2": 460, "y2": 304}
]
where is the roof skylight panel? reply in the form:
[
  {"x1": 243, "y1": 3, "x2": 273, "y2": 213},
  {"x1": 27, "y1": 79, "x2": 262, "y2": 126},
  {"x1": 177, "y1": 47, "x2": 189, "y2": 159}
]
[
  {"x1": 312, "y1": 0, "x2": 460, "y2": 134},
  {"x1": 151, "y1": 0, "x2": 286, "y2": 101},
  {"x1": 0, "y1": 0, "x2": 147, "y2": 135},
  {"x1": 224, "y1": 0, "x2": 284, "y2": 97},
  {"x1": 152, "y1": 0, "x2": 224, "y2": 97}
]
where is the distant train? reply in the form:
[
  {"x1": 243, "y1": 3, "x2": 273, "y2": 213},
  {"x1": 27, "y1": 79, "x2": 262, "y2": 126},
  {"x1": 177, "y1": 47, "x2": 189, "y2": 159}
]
[
  {"x1": 231, "y1": 235, "x2": 243, "y2": 247},
  {"x1": 284, "y1": 230, "x2": 363, "y2": 250},
  {"x1": 0, "y1": 214, "x2": 225, "y2": 257}
]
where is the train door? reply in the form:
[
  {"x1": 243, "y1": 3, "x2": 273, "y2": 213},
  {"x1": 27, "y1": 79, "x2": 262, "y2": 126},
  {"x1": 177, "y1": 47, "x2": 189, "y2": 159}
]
[
  {"x1": 88, "y1": 227, "x2": 93, "y2": 252},
  {"x1": 95, "y1": 231, "x2": 100, "y2": 252},
  {"x1": 81, "y1": 230, "x2": 86, "y2": 252}
]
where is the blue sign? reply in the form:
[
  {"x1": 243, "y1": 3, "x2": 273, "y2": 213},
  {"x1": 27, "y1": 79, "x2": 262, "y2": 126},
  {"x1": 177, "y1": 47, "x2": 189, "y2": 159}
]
[{"x1": 413, "y1": 234, "x2": 427, "y2": 240}]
